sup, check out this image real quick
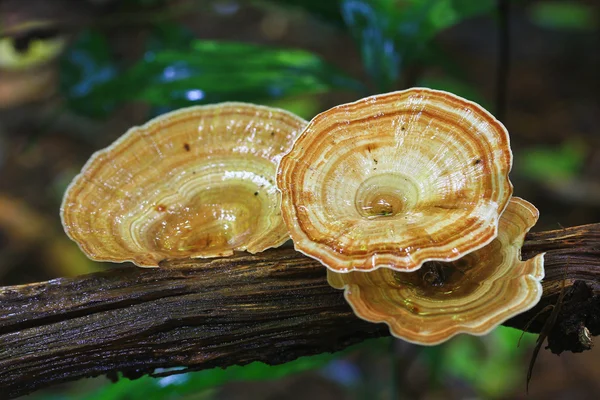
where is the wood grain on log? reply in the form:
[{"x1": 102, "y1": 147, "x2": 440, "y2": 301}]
[{"x1": 1, "y1": 223, "x2": 599, "y2": 399}]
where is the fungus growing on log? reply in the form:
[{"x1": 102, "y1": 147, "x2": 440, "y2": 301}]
[
  {"x1": 61, "y1": 103, "x2": 307, "y2": 267},
  {"x1": 327, "y1": 197, "x2": 545, "y2": 345},
  {"x1": 277, "y1": 88, "x2": 513, "y2": 272}
]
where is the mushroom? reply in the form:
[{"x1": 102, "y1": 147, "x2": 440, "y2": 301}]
[
  {"x1": 61, "y1": 103, "x2": 307, "y2": 267},
  {"x1": 277, "y1": 88, "x2": 513, "y2": 272},
  {"x1": 327, "y1": 197, "x2": 545, "y2": 345}
]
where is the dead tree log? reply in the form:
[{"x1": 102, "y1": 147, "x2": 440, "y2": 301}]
[{"x1": 0, "y1": 223, "x2": 599, "y2": 399}]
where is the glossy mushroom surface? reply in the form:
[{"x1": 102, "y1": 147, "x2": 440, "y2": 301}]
[
  {"x1": 61, "y1": 103, "x2": 307, "y2": 267},
  {"x1": 327, "y1": 197, "x2": 545, "y2": 345},
  {"x1": 278, "y1": 88, "x2": 513, "y2": 272}
]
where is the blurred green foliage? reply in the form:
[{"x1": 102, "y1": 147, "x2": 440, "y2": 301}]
[
  {"x1": 440, "y1": 327, "x2": 536, "y2": 397},
  {"x1": 529, "y1": 1, "x2": 598, "y2": 31},
  {"x1": 60, "y1": 32, "x2": 119, "y2": 118},
  {"x1": 61, "y1": 26, "x2": 363, "y2": 118},
  {"x1": 519, "y1": 141, "x2": 586, "y2": 181}
]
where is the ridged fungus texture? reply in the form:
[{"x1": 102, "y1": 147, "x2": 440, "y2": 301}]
[
  {"x1": 277, "y1": 88, "x2": 513, "y2": 272},
  {"x1": 61, "y1": 103, "x2": 307, "y2": 267}
]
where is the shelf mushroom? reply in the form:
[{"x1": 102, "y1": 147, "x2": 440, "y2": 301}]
[
  {"x1": 327, "y1": 197, "x2": 545, "y2": 345},
  {"x1": 277, "y1": 88, "x2": 513, "y2": 272},
  {"x1": 61, "y1": 103, "x2": 307, "y2": 267}
]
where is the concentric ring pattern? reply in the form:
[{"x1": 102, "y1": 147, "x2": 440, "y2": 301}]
[
  {"x1": 61, "y1": 103, "x2": 307, "y2": 267},
  {"x1": 277, "y1": 88, "x2": 513, "y2": 272}
]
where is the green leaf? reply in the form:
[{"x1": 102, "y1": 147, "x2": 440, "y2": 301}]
[{"x1": 67, "y1": 37, "x2": 363, "y2": 114}]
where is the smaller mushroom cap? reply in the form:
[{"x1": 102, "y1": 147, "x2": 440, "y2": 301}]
[
  {"x1": 327, "y1": 197, "x2": 545, "y2": 345},
  {"x1": 61, "y1": 103, "x2": 307, "y2": 267},
  {"x1": 277, "y1": 88, "x2": 513, "y2": 272}
]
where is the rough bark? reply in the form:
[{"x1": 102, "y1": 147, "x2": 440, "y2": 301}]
[{"x1": 0, "y1": 223, "x2": 599, "y2": 399}]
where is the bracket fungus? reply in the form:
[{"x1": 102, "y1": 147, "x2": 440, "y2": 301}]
[
  {"x1": 327, "y1": 197, "x2": 545, "y2": 345},
  {"x1": 61, "y1": 103, "x2": 307, "y2": 267},
  {"x1": 277, "y1": 88, "x2": 513, "y2": 272}
]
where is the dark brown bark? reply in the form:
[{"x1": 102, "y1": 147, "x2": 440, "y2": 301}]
[{"x1": 1, "y1": 223, "x2": 599, "y2": 399}]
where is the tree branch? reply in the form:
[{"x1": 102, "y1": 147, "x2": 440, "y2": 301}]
[{"x1": 1, "y1": 223, "x2": 599, "y2": 399}]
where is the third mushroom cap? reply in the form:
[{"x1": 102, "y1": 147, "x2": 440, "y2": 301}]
[
  {"x1": 277, "y1": 88, "x2": 513, "y2": 272},
  {"x1": 326, "y1": 197, "x2": 545, "y2": 345}
]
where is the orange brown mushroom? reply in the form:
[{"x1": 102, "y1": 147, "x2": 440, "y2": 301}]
[
  {"x1": 59, "y1": 90, "x2": 546, "y2": 344},
  {"x1": 277, "y1": 88, "x2": 513, "y2": 272},
  {"x1": 61, "y1": 103, "x2": 307, "y2": 267},
  {"x1": 327, "y1": 197, "x2": 545, "y2": 345}
]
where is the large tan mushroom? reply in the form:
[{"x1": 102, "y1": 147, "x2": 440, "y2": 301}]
[
  {"x1": 327, "y1": 197, "x2": 545, "y2": 345},
  {"x1": 61, "y1": 103, "x2": 307, "y2": 267},
  {"x1": 277, "y1": 88, "x2": 513, "y2": 272}
]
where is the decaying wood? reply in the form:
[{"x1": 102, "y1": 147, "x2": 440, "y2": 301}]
[{"x1": 0, "y1": 223, "x2": 599, "y2": 399}]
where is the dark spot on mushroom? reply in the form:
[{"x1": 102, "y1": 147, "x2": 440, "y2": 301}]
[
  {"x1": 474, "y1": 159, "x2": 482, "y2": 165},
  {"x1": 156, "y1": 204, "x2": 167, "y2": 212},
  {"x1": 271, "y1": 131, "x2": 275, "y2": 136},
  {"x1": 254, "y1": 192, "x2": 259, "y2": 196},
  {"x1": 373, "y1": 159, "x2": 378, "y2": 164},
  {"x1": 401, "y1": 126, "x2": 406, "y2": 131},
  {"x1": 184, "y1": 143, "x2": 191, "y2": 152}
]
